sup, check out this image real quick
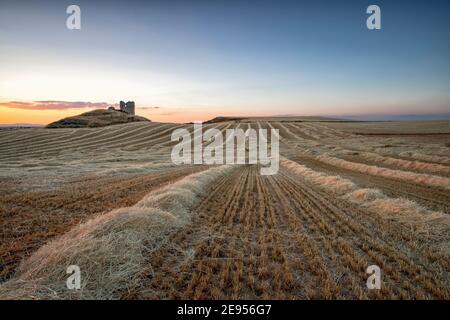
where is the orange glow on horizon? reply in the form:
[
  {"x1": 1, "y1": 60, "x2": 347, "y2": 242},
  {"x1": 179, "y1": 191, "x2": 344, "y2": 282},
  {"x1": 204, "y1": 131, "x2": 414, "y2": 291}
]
[
  {"x1": 0, "y1": 105, "x2": 276, "y2": 125},
  {"x1": 0, "y1": 106, "x2": 94, "y2": 125}
]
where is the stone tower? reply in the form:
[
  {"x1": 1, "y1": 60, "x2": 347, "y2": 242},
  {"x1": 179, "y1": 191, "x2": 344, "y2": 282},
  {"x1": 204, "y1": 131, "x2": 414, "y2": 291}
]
[
  {"x1": 119, "y1": 100, "x2": 135, "y2": 115},
  {"x1": 125, "y1": 101, "x2": 135, "y2": 115}
]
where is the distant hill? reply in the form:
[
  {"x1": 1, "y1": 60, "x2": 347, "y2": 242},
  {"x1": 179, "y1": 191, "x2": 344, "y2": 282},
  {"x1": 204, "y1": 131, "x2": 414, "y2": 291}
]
[
  {"x1": 204, "y1": 115, "x2": 347, "y2": 123},
  {"x1": 244, "y1": 116, "x2": 346, "y2": 122},
  {"x1": 203, "y1": 116, "x2": 246, "y2": 123},
  {"x1": 0, "y1": 123, "x2": 44, "y2": 128},
  {"x1": 46, "y1": 109, "x2": 150, "y2": 128}
]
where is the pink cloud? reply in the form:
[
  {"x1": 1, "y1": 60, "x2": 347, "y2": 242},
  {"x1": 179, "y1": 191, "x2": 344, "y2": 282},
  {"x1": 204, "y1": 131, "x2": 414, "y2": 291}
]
[{"x1": 0, "y1": 100, "x2": 110, "y2": 110}]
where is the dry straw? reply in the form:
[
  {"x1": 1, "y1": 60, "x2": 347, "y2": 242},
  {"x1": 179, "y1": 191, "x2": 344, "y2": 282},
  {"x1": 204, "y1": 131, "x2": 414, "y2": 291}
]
[
  {"x1": 358, "y1": 152, "x2": 450, "y2": 175},
  {"x1": 281, "y1": 159, "x2": 450, "y2": 230},
  {"x1": 315, "y1": 154, "x2": 450, "y2": 190},
  {"x1": 0, "y1": 165, "x2": 234, "y2": 300}
]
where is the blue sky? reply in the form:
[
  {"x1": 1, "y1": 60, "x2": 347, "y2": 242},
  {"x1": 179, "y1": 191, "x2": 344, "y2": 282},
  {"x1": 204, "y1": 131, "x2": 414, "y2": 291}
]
[{"x1": 0, "y1": 0, "x2": 449, "y2": 123}]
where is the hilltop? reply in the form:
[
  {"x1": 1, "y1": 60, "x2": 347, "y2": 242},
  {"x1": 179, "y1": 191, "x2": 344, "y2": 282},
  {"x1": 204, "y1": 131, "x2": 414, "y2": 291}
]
[
  {"x1": 46, "y1": 109, "x2": 150, "y2": 128},
  {"x1": 204, "y1": 115, "x2": 348, "y2": 123}
]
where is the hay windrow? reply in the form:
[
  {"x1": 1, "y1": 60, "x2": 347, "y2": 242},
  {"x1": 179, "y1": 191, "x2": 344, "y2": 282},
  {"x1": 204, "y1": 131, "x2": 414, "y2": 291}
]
[
  {"x1": 396, "y1": 151, "x2": 450, "y2": 166},
  {"x1": 281, "y1": 159, "x2": 450, "y2": 230},
  {"x1": 315, "y1": 154, "x2": 450, "y2": 190},
  {"x1": 0, "y1": 165, "x2": 234, "y2": 299},
  {"x1": 358, "y1": 152, "x2": 450, "y2": 175}
]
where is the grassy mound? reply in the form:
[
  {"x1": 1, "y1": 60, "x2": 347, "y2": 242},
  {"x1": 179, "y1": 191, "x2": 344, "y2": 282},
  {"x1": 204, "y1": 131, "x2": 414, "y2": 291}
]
[{"x1": 46, "y1": 109, "x2": 150, "y2": 128}]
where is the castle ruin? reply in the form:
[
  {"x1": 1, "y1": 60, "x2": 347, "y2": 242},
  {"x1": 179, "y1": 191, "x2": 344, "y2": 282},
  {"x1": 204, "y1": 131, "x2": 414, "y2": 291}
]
[
  {"x1": 106, "y1": 100, "x2": 136, "y2": 115},
  {"x1": 119, "y1": 101, "x2": 135, "y2": 115}
]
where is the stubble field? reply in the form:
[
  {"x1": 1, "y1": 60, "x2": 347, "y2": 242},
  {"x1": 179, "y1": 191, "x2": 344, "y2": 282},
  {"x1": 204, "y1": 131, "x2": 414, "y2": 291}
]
[{"x1": 0, "y1": 119, "x2": 449, "y2": 299}]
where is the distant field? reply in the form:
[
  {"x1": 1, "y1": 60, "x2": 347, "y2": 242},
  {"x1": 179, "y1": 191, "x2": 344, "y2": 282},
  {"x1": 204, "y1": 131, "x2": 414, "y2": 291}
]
[
  {"x1": 206, "y1": 116, "x2": 345, "y2": 123},
  {"x1": 243, "y1": 116, "x2": 345, "y2": 122},
  {"x1": 323, "y1": 120, "x2": 450, "y2": 134},
  {"x1": 0, "y1": 118, "x2": 449, "y2": 299}
]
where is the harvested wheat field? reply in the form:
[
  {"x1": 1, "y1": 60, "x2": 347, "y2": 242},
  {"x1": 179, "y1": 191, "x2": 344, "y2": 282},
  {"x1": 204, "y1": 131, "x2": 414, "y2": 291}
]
[{"x1": 0, "y1": 119, "x2": 449, "y2": 299}]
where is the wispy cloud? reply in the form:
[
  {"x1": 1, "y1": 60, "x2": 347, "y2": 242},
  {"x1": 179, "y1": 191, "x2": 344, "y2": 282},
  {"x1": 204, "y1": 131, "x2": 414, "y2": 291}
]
[
  {"x1": 157, "y1": 112, "x2": 180, "y2": 116},
  {"x1": 0, "y1": 100, "x2": 110, "y2": 110},
  {"x1": 140, "y1": 106, "x2": 160, "y2": 110}
]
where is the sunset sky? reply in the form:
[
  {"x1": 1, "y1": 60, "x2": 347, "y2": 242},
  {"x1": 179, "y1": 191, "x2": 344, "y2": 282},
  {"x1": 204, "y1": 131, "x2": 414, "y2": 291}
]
[{"x1": 1, "y1": 0, "x2": 449, "y2": 124}]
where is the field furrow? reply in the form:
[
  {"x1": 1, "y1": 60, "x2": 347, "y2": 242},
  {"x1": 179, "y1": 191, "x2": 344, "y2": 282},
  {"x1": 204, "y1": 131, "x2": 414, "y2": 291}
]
[{"x1": 121, "y1": 165, "x2": 450, "y2": 299}]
